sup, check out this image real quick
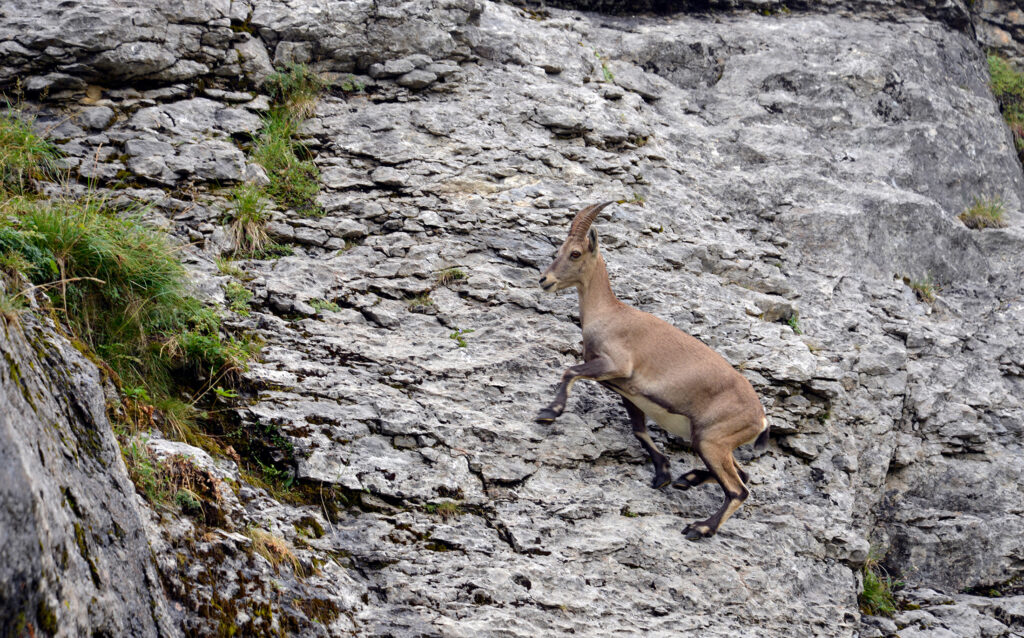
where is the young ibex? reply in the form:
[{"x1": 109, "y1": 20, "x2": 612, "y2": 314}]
[{"x1": 536, "y1": 201, "x2": 769, "y2": 540}]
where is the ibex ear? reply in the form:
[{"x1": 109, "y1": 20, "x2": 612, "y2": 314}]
[{"x1": 587, "y1": 227, "x2": 598, "y2": 252}]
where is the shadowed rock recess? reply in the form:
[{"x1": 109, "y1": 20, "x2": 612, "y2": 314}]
[{"x1": 2, "y1": 0, "x2": 1024, "y2": 636}]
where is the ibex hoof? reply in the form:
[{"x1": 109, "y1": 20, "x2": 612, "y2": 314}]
[
  {"x1": 683, "y1": 523, "x2": 714, "y2": 541},
  {"x1": 652, "y1": 474, "x2": 672, "y2": 490},
  {"x1": 672, "y1": 478, "x2": 692, "y2": 491},
  {"x1": 535, "y1": 408, "x2": 559, "y2": 423}
]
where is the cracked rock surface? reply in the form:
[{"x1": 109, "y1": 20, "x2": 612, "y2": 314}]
[{"x1": 2, "y1": 0, "x2": 1024, "y2": 636}]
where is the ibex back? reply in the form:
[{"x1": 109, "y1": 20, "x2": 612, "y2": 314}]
[{"x1": 536, "y1": 201, "x2": 769, "y2": 540}]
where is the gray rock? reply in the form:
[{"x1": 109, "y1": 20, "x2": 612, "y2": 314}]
[
  {"x1": 124, "y1": 137, "x2": 174, "y2": 178},
  {"x1": 397, "y1": 69, "x2": 438, "y2": 89},
  {"x1": 77, "y1": 106, "x2": 116, "y2": 130},
  {"x1": 369, "y1": 58, "x2": 417, "y2": 78},
  {"x1": 235, "y1": 37, "x2": 276, "y2": 87},
  {"x1": 1, "y1": 303, "x2": 178, "y2": 637}
]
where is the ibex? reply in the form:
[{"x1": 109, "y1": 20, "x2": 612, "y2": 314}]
[{"x1": 536, "y1": 201, "x2": 769, "y2": 540}]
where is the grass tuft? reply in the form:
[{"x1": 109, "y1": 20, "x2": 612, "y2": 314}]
[
  {"x1": 959, "y1": 196, "x2": 1007, "y2": 229},
  {"x1": 435, "y1": 267, "x2": 466, "y2": 286},
  {"x1": 250, "y1": 64, "x2": 328, "y2": 217},
  {"x1": 407, "y1": 292, "x2": 434, "y2": 308},
  {"x1": 423, "y1": 500, "x2": 461, "y2": 521},
  {"x1": 225, "y1": 280, "x2": 253, "y2": 316},
  {"x1": 0, "y1": 289, "x2": 26, "y2": 324},
  {"x1": 0, "y1": 184, "x2": 258, "y2": 414},
  {"x1": 989, "y1": 54, "x2": 1024, "y2": 160},
  {"x1": 252, "y1": 112, "x2": 321, "y2": 216},
  {"x1": 249, "y1": 241, "x2": 294, "y2": 260},
  {"x1": 227, "y1": 182, "x2": 270, "y2": 254},
  {"x1": 0, "y1": 105, "x2": 59, "y2": 194},
  {"x1": 265, "y1": 63, "x2": 330, "y2": 118},
  {"x1": 859, "y1": 549, "x2": 902, "y2": 617},
  {"x1": 904, "y1": 275, "x2": 936, "y2": 303},
  {"x1": 215, "y1": 256, "x2": 246, "y2": 279},
  {"x1": 309, "y1": 298, "x2": 340, "y2": 313},
  {"x1": 249, "y1": 527, "x2": 305, "y2": 576}
]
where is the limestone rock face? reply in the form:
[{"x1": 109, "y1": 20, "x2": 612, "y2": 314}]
[
  {"x1": 2, "y1": 0, "x2": 1024, "y2": 636},
  {"x1": 0, "y1": 304, "x2": 178, "y2": 637}
]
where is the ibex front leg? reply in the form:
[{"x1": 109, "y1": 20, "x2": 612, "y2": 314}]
[{"x1": 536, "y1": 355, "x2": 625, "y2": 423}]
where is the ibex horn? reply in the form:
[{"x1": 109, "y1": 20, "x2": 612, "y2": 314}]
[{"x1": 568, "y1": 201, "x2": 615, "y2": 240}]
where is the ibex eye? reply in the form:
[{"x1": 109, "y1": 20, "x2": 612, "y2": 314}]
[{"x1": 570, "y1": 251, "x2": 581, "y2": 259}]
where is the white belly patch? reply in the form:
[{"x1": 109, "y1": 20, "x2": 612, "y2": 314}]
[{"x1": 616, "y1": 390, "x2": 692, "y2": 441}]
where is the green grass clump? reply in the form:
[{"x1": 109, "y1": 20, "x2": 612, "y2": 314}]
[
  {"x1": 449, "y1": 327, "x2": 474, "y2": 348},
  {"x1": 225, "y1": 280, "x2": 253, "y2": 315},
  {"x1": 407, "y1": 292, "x2": 434, "y2": 308},
  {"x1": 121, "y1": 437, "x2": 174, "y2": 506},
  {"x1": 959, "y1": 196, "x2": 1007, "y2": 229},
  {"x1": 988, "y1": 54, "x2": 1024, "y2": 158},
  {"x1": 227, "y1": 183, "x2": 270, "y2": 254},
  {"x1": 787, "y1": 311, "x2": 803, "y2": 335},
  {"x1": 0, "y1": 106, "x2": 59, "y2": 194},
  {"x1": 215, "y1": 256, "x2": 246, "y2": 279},
  {"x1": 265, "y1": 63, "x2": 330, "y2": 118},
  {"x1": 0, "y1": 289, "x2": 26, "y2": 324},
  {"x1": 0, "y1": 191, "x2": 257, "y2": 400},
  {"x1": 423, "y1": 501, "x2": 461, "y2": 521},
  {"x1": 859, "y1": 550, "x2": 902, "y2": 617},
  {"x1": 250, "y1": 241, "x2": 294, "y2": 260},
  {"x1": 120, "y1": 438, "x2": 223, "y2": 519},
  {"x1": 252, "y1": 111, "x2": 321, "y2": 216},
  {"x1": 309, "y1": 298, "x2": 340, "y2": 313},
  {"x1": 250, "y1": 64, "x2": 328, "y2": 217},
  {"x1": 905, "y1": 275, "x2": 936, "y2": 303},
  {"x1": 435, "y1": 267, "x2": 466, "y2": 286},
  {"x1": 338, "y1": 75, "x2": 366, "y2": 93},
  {"x1": 1, "y1": 106, "x2": 262, "y2": 494}
]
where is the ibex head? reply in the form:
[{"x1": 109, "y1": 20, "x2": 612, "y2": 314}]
[{"x1": 538, "y1": 201, "x2": 615, "y2": 292}]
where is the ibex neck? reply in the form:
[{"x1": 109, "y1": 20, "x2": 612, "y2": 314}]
[{"x1": 577, "y1": 255, "x2": 619, "y2": 326}]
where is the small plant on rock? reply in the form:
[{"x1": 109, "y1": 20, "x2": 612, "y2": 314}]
[
  {"x1": 227, "y1": 183, "x2": 269, "y2": 255},
  {"x1": 958, "y1": 196, "x2": 1007, "y2": 229},
  {"x1": 407, "y1": 292, "x2": 434, "y2": 309},
  {"x1": 309, "y1": 298, "x2": 340, "y2": 313},
  {"x1": 215, "y1": 256, "x2": 246, "y2": 279},
  {"x1": 435, "y1": 267, "x2": 466, "y2": 286},
  {"x1": 787, "y1": 312, "x2": 803, "y2": 335},
  {"x1": 905, "y1": 275, "x2": 936, "y2": 303},
  {"x1": 249, "y1": 526, "x2": 305, "y2": 576},
  {"x1": 225, "y1": 280, "x2": 253, "y2": 316},
  {"x1": 339, "y1": 75, "x2": 366, "y2": 93},
  {"x1": 252, "y1": 63, "x2": 327, "y2": 216},
  {"x1": 265, "y1": 63, "x2": 330, "y2": 117},
  {"x1": 0, "y1": 104, "x2": 59, "y2": 194},
  {"x1": 423, "y1": 500, "x2": 461, "y2": 521},
  {"x1": 988, "y1": 54, "x2": 1024, "y2": 159},
  {"x1": 449, "y1": 327, "x2": 474, "y2": 348},
  {"x1": 859, "y1": 548, "x2": 902, "y2": 617}
]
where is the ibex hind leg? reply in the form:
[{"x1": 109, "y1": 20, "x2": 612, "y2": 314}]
[
  {"x1": 623, "y1": 398, "x2": 672, "y2": 489},
  {"x1": 682, "y1": 440, "x2": 748, "y2": 541}
]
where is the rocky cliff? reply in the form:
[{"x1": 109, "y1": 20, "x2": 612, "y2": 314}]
[{"x1": 2, "y1": 1, "x2": 1024, "y2": 636}]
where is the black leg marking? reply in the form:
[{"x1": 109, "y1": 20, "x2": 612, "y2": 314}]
[
  {"x1": 672, "y1": 469, "x2": 714, "y2": 491},
  {"x1": 623, "y1": 398, "x2": 671, "y2": 488}
]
